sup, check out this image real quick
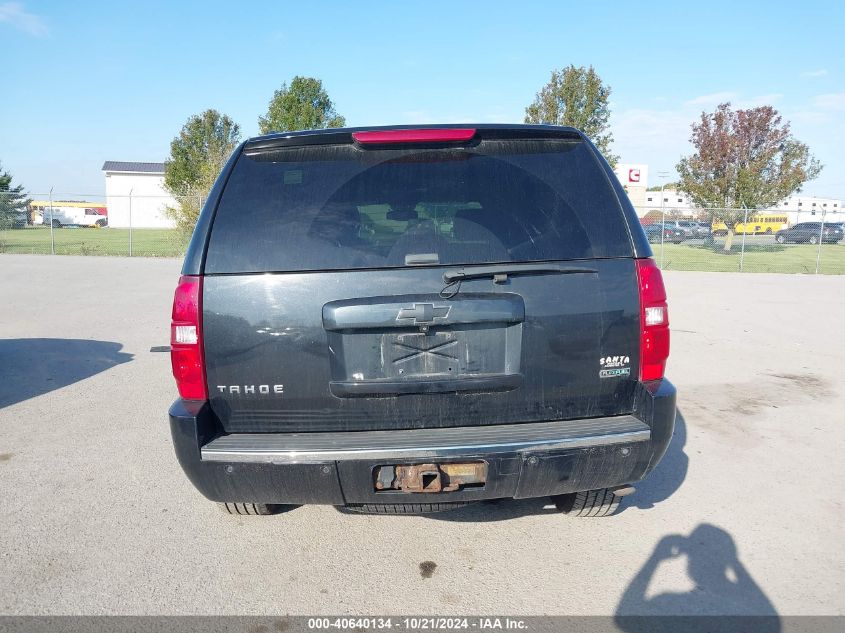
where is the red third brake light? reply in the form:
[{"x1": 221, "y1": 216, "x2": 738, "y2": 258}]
[
  {"x1": 636, "y1": 259, "x2": 670, "y2": 382},
  {"x1": 170, "y1": 275, "x2": 207, "y2": 400},
  {"x1": 352, "y1": 128, "x2": 476, "y2": 144}
]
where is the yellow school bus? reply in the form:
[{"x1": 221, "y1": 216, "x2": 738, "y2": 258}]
[{"x1": 712, "y1": 214, "x2": 789, "y2": 236}]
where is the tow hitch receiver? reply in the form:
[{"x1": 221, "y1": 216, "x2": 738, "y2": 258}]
[{"x1": 374, "y1": 462, "x2": 487, "y2": 493}]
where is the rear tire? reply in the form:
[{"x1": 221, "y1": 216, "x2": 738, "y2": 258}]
[
  {"x1": 220, "y1": 502, "x2": 279, "y2": 516},
  {"x1": 775, "y1": 234, "x2": 786, "y2": 244},
  {"x1": 553, "y1": 488, "x2": 622, "y2": 517},
  {"x1": 809, "y1": 235, "x2": 819, "y2": 245},
  {"x1": 343, "y1": 502, "x2": 473, "y2": 515}
]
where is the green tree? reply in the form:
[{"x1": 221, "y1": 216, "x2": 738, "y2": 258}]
[
  {"x1": 0, "y1": 163, "x2": 31, "y2": 229},
  {"x1": 164, "y1": 110, "x2": 241, "y2": 234},
  {"x1": 258, "y1": 76, "x2": 346, "y2": 134},
  {"x1": 524, "y1": 65, "x2": 617, "y2": 165},
  {"x1": 676, "y1": 102, "x2": 822, "y2": 251}
]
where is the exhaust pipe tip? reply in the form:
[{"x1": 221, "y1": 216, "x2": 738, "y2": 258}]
[{"x1": 611, "y1": 485, "x2": 636, "y2": 497}]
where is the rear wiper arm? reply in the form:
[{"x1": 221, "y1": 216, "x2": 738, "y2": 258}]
[
  {"x1": 443, "y1": 263, "x2": 597, "y2": 284},
  {"x1": 441, "y1": 263, "x2": 597, "y2": 298}
]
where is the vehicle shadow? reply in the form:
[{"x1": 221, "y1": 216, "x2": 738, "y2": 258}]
[
  {"x1": 615, "y1": 524, "x2": 780, "y2": 631},
  {"x1": 421, "y1": 409, "x2": 688, "y2": 522},
  {"x1": 420, "y1": 497, "x2": 558, "y2": 522},
  {"x1": 0, "y1": 338, "x2": 133, "y2": 409},
  {"x1": 621, "y1": 409, "x2": 688, "y2": 512},
  {"x1": 333, "y1": 496, "x2": 558, "y2": 521}
]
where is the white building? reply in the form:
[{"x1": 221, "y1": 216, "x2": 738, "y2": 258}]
[
  {"x1": 102, "y1": 161, "x2": 177, "y2": 228},
  {"x1": 613, "y1": 163, "x2": 649, "y2": 208},
  {"x1": 768, "y1": 195, "x2": 844, "y2": 224},
  {"x1": 639, "y1": 189, "x2": 696, "y2": 216},
  {"x1": 636, "y1": 190, "x2": 844, "y2": 224},
  {"x1": 612, "y1": 164, "x2": 695, "y2": 215}
]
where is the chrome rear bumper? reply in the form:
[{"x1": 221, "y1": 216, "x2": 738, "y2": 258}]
[{"x1": 200, "y1": 415, "x2": 651, "y2": 463}]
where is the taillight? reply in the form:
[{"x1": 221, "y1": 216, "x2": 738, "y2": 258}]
[
  {"x1": 352, "y1": 128, "x2": 476, "y2": 144},
  {"x1": 636, "y1": 259, "x2": 670, "y2": 382},
  {"x1": 170, "y1": 275, "x2": 207, "y2": 400}
]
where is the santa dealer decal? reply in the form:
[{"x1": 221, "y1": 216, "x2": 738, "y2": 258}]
[{"x1": 599, "y1": 355, "x2": 631, "y2": 378}]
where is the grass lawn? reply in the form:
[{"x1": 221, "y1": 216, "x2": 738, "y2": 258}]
[
  {"x1": 0, "y1": 226, "x2": 186, "y2": 257},
  {"x1": 2, "y1": 226, "x2": 844, "y2": 274},
  {"x1": 652, "y1": 241, "x2": 845, "y2": 274}
]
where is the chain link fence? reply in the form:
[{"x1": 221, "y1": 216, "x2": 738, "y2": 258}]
[
  {"x1": 636, "y1": 206, "x2": 845, "y2": 275},
  {"x1": 1, "y1": 192, "x2": 843, "y2": 274},
  {"x1": 0, "y1": 192, "x2": 195, "y2": 258}
]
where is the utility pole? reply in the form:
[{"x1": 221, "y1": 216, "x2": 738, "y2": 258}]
[
  {"x1": 816, "y1": 208, "x2": 827, "y2": 274},
  {"x1": 739, "y1": 205, "x2": 749, "y2": 272},
  {"x1": 657, "y1": 171, "x2": 670, "y2": 268},
  {"x1": 128, "y1": 188, "x2": 133, "y2": 257},
  {"x1": 49, "y1": 187, "x2": 55, "y2": 255}
]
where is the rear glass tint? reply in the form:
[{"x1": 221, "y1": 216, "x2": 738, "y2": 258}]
[{"x1": 205, "y1": 138, "x2": 632, "y2": 273}]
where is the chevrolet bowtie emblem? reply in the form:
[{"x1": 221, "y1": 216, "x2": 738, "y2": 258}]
[{"x1": 396, "y1": 303, "x2": 451, "y2": 325}]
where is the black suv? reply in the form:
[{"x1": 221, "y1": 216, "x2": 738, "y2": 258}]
[
  {"x1": 775, "y1": 222, "x2": 843, "y2": 244},
  {"x1": 168, "y1": 125, "x2": 676, "y2": 517}
]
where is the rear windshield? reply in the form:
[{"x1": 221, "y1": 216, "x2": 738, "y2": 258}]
[{"x1": 205, "y1": 138, "x2": 633, "y2": 273}]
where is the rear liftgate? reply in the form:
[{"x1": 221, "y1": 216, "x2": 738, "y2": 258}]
[{"x1": 326, "y1": 292, "x2": 518, "y2": 496}]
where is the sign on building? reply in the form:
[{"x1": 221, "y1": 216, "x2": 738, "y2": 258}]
[{"x1": 613, "y1": 163, "x2": 650, "y2": 209}]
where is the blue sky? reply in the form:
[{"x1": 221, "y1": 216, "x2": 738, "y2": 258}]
[{"x1": 2, "y1": 0, "x2": 844, "y2": 198}]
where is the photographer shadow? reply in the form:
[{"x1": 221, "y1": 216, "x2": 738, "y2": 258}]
[{"x1": 615, "y1": 524, "x2": 780, "y2": 632}]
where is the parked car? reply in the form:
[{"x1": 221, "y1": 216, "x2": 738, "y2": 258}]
[
  {"x1": 657, "y1": 221, "x2": 693, "y2": 238},
  {"x1": 824, "y1": 222, "x2": 845, "y2": 237},
  {"x1": 669, "y1": 220, "x2": 711, "y2": 239},
  {"x1": 775, "y1": 222, "x2": 844, "y2": 244},
  {"x1": 168, "y1": 124, "x2": 676, "y2": 518},
  {"x1": 672, "y1": 221, "x2": 697, "y2": 237},
  {"x1": 683, "y1": 221, "x2": 712, "y2": 239},
  {"x1": 644, "y1": 223, "x2": 686, "y2": 244}
]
